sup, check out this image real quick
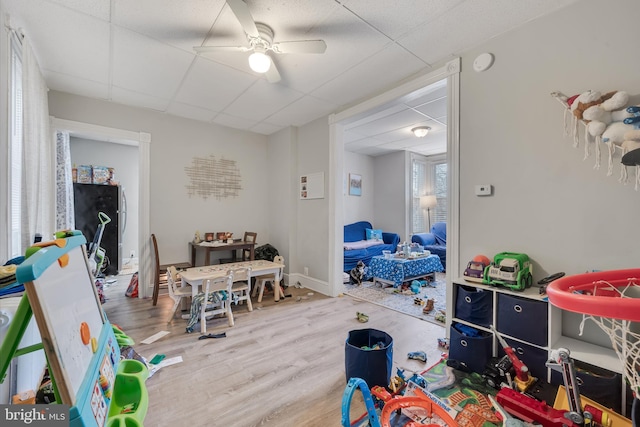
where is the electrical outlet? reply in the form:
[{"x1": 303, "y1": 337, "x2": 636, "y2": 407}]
[
  {"x1": 304, "y1": 266, "x2": 309, "y2": 276},
  {"x1": 129, "y1": 250, "x2": 135, "y2": 258}
]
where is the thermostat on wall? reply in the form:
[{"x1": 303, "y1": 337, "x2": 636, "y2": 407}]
[{"x1": 475, "y1": 184, "x2": 492, "y2": 196}]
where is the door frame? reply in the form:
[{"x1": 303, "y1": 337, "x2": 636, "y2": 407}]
[
  {"x1": 327, "y1": 58, "x2": 461, "y2": 322},
  {"x1": 50, "y1": 117, "x2": 151, "y2": 299}
]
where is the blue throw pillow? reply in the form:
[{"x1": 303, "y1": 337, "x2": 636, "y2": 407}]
[{"x1": 366, "y1": 228, "x2": 383, "y2": 241}]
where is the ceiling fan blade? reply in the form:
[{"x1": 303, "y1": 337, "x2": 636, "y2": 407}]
[
  {"x1": 271, "y1": 40, "x2": 327, "y2": 54},
  {"x1": 226, "y1": 0, "x2": 259, "y2": 38},
  {"x1": 194, "y1": 45, "x2": 251, "y2": 54},
  {"x1": 265, "y1": 60, "x2": 281, "y2": 83}
]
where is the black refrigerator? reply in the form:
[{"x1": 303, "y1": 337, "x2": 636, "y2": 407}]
[{"x1": 73, "y1": 183, "x2": 124, "y2": 276}]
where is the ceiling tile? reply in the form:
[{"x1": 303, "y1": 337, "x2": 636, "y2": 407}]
[
  {"x1": 311, "y1": 42, "x2": 426, "y2": 106},
  {"x1": 343, "y1": 0, "x2": 464, "y2": 40},
  {"x1": 165, "y1": 101, "x2": 217, "y2": 123},
  {"x1": 249, "y1": 121, "x2": 283, "y2": 135},
  {"x1": 399, "y1": 0, "x2": 581, "y2": 64},
  {"x1": 44, "y1": 70, "x2": 109, "y2": 100},
  {"x1": 275, "y1": 5, "x2": 392, "y2": 93},
  {"x1": 174, "y1": 56, "x2": 257, "y2": 112},
  {"x1": 349, "y1": 108, "x2": 427, "y2": 137},
  {"x1": 113, "y1": 0, "x2": 227, "y2": 52},
  {"x1": 4, "y1": 0, "x2": 111, "y2": 84},
  {"x1": 413, "y1": 97, "x2": 447, "y2": 119},
  {"x1": 223, "y1": 80, "x2": 304, "y2": 123},
  {"x1": 112, "y1": 27, "x2": 195, "y2": 99},
  {"x1": 110, "y1": 86, "x2": 171, "y2": 112},
  {"x1": 46, "y1": 0, "x2": 111, "y2": 20},
  {"x1": 212, "y1": 112, "x2": 259, "y2": 130},
  {"x1": 266, "y1": 95, "x2": 338, "y2": 127}
]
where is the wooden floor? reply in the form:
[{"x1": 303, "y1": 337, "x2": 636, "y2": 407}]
[{"x1": 103, "y1": 275, "x2": 446, "y2": 427}]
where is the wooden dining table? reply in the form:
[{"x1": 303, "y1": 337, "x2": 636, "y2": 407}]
[
  {"x1": 189, "y1": 240, "x2": 256, "y2": 266},
  {"x1": 179, "y1": 259, "x2": 285, "y2": 301}
]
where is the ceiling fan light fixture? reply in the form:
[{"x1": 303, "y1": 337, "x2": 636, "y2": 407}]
[
  {"x1": 411, "y1": 126, "x2": 431, "y2": 138},
  {"x1": 248, "y1": 51, "x2": 271, "y2": 73}
]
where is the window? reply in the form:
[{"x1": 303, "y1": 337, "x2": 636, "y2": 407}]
[
  {"x1": 411, "y1": 154, "x2": 447, "y2": 234},
  {"x1": 9, "y1": 33, "x2": 23, "y2": 258}
]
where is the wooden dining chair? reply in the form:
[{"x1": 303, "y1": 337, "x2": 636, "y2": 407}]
[
  {"x1": 241, "y1": 232, "x2": 257, "y2": 261},
  {"x1": 166, "y1": 266, "x2": 193, "y2": 324},
  {"x1": 152, "y1": 233, "x2": 192, "y2": 306},
  {"x1": 228, "y1": 267, "x2": 253, "y2": 312},
  {"x1": 200, "y1": 273, "x2": 235, "y2": 333},
  {"x1": 253, "y1": 255, "x2": 286, "y2": 302}
]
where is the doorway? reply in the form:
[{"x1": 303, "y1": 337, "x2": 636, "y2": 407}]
[
  {"x1": 328, "y1": 58, "x2": 461, "y2": 314},
  {"x1": 51, "y1": 117, "x2": 152, "y2": 298}
]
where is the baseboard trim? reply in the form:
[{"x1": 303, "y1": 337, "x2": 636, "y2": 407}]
[{"x1": 288, "y1": 273, "x2": 332, "y2": 296}]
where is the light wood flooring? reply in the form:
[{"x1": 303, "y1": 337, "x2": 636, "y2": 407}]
[{"x1": 103, "y1": 275, "x2": 446, "y2": 427}]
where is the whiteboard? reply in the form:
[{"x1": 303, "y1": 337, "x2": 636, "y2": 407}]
[{"x1": 18, "y1": 235, "x2": 106, "y2": 405}]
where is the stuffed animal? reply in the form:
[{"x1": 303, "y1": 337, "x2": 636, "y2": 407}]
[
  {"x1": 349, "y1": 260, "x2": 367, "y2": 286},
  {"x1": 568, "y1": 90, "x2": 634, "y2": 170},
  {"x1": 619, "y1": 127, "x2": 640, "y2": 189}
]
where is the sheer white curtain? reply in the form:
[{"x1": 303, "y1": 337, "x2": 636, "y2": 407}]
[
  {"x1": 21, "y1": 36, "x2": 54, "y2": 247},
  {"x1": 56, "y1": 130, "x2": 74, "y2": 230}
]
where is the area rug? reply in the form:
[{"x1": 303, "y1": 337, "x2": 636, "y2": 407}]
[{"x1": 343, "y1": 273, "x2": 447, "y2": 327}]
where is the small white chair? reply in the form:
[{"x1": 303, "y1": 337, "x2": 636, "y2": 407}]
[
  {"x1": 228, "y1": 267, "x2": 253, "y2": 312},
  {"x1": 200, "y1": 273, "x2": 234, "y2": 333},
  {"x1": 166, "y1": 266, "x2": 193, "y2": 324},
  {"x1": 253, "y1": 256, "x2": 285, "y2": 302}
]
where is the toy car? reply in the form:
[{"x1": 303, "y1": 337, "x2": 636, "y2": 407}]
[
  {"x1": 463, "y1": 260, "x2": 486, "y2": 283},
  {"x1": 483, "y1": 252, "x2": 533, "y2": 291}
]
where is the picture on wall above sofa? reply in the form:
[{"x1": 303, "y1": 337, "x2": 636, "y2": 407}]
[{"x1": 343, "y1": 221, "x2": 400, "y2": 272}]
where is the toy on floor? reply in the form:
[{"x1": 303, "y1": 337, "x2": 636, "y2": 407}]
[
  {"x1": 407, "y1": 351, "x2": 427, "y2": 362},
  {"x1": 356, "y1": 311, "x2": 369, "y2": 323},
  {"x1": 488, "y1": 394, "x2": 526, "y2": 427},
  {"x1": 492, "y1": 325, "x2": 536, "y2": 393}
]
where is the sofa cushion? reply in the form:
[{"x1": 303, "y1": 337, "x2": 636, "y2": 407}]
[
  {"x1": 344, "y1": 221, "x2": 372, "y2": 243},
  {"x1": 365, "y1": 228, "x2": 383, "y2": 241},
  {"x1": 344, "y1": 240, "x2": 385, "y2": 251}
]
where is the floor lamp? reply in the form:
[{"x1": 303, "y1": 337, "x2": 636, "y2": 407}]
[{"x1": 420, "y1": 195, "x2": 438, "y2": 231}]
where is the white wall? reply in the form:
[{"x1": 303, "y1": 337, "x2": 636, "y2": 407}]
[
  {"x1": 457, "y1": 0, "x2": 640, "y2": 344},
  {"x1": 296, "y1": 116, "x2": 330, "y2": 284},
  {"x1": 343, "y1": 151, "x2": 374, "y2": 225},
  {"x1": 266, "y1": 127, "x2": 296, "y2": 281},
  {"x1": 49, "y1": 91, "x2": 270, "y2": 267},
  {"x1": 374, "y1": 151, "x2": 410, "y2": 241},
  {"x1": 70, "y1": 137, "x2": 139, "y2": 262}
]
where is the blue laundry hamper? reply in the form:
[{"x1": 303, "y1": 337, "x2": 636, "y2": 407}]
[{"x1": 344, "y1": 328, "x2": 393, "y2": 388}]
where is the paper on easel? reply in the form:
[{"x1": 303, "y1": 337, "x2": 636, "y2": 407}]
[{"x1": 140, "y1": 330, "x2": 170, "y2": 344}]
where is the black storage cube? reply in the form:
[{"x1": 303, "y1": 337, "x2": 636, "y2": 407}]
[
  {"x1": 448, "y1": 323, "x2": 492, "y2": 374},
  {"x1": 496, "y1": 293, "x2": 548, "y2": 346},
  {"x1": 345, "y1": 329, "x2": 393, "y2": 388},
  {"x1": 497, "y1": 337, "x2": 549, "y2": 381},
  {"x1": 550, "y1": 359, "x2": 626, "y2": 415},
  {"x1": 455, "y1": 285, "x2": 493, "y2": 327}
]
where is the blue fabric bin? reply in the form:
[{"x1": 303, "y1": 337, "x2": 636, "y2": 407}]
[{"x1": 344, "y1": 328, "x2": 393, "y2": 388}]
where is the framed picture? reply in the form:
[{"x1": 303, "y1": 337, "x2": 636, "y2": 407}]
[
  {"x1": 205, "y1": 232, "x2": 214, "y2": 242},
  {"x1": 349, "y1": 173, "x2": 362, "y2": 196}
]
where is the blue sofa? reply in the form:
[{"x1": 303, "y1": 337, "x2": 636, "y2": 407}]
[
  {"x1": 411, "y1": 222, "x2": 446, "y2": 267},
  {"x1": 344, "y1": 221, "x2": 400, "y2": 272}
]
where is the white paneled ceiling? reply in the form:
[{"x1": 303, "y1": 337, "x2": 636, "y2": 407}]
[{"x1": 1, "y1": 0, "x2": 580, "y2": 156}]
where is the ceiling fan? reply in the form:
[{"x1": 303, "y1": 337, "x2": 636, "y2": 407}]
[{"x1": 194, "y1": 0, "x2": 327, "y2": 83}]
